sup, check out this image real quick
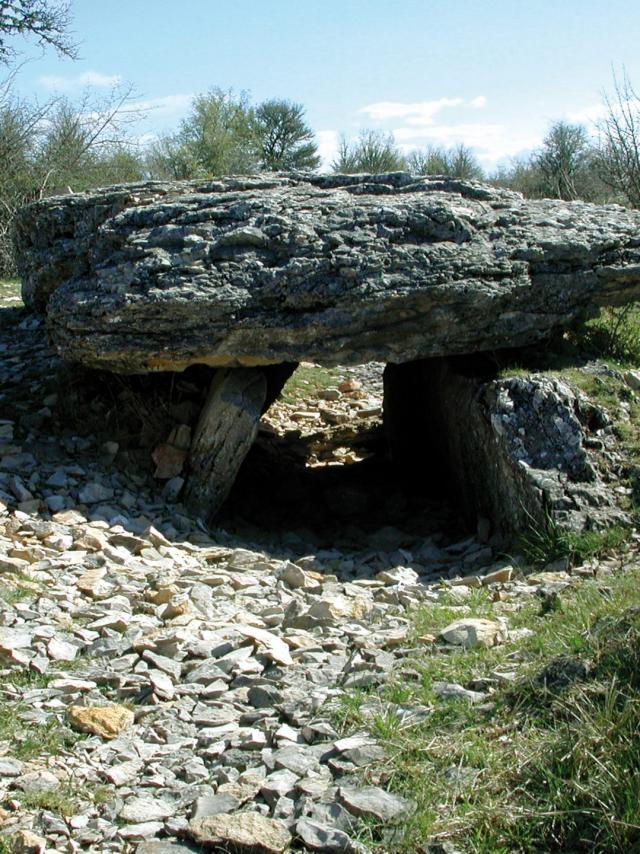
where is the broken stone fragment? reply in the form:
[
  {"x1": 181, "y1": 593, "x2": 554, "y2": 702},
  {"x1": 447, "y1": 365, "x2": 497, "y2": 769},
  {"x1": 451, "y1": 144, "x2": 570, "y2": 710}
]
[
  {"x1": 296, "y1": 818, "x2": 361, "y2": 853},
  {"x1": 152, "y1": 424, "x2": 191, "y2": 479},
  {"x1": 432, "y1": 681, "x2": 487, "y2": 703},
  {"x1": 120, "y1": 796, "x2": 176, "y2": 823},
  {"x1": 480, "y1": 566, "x2": 514, "y2": 585},
  {"x1": 338, "y1": 785, "x2": 415, "y2": 822},
  {"x1": 10, "y1": 830, "x2": 46, "y2": 854},
  {"x1": 236, "y1": 624, "x2": 293, "y2": 666},
  {"x1": 440, "y1": 618, "x2": 508, "y2": 649},
  {"x1": 67, "y1": 703, "x2": 134, "y2": 739},
  {"x1": 188, "y1": 812, "x2": 292, "y2": 854}
]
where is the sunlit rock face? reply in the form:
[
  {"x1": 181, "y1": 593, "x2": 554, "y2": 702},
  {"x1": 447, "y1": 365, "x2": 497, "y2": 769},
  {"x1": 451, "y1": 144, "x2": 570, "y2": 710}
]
[{"x1": 14, "y1": 172, "x2": 640, "y2": 374}]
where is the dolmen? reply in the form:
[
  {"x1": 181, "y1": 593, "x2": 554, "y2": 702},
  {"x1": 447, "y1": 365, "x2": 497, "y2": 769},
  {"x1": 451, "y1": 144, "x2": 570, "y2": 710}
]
[{"x1": 14, "y1": 172, "x2": 640, "y2": 535}]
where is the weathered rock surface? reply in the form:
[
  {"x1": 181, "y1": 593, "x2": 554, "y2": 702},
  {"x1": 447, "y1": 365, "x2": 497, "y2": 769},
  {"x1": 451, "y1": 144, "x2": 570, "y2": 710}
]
[
  {"x1": 439, "y1": 618, "x2": 508, "y2": 649},
  {"x1": 67, "y1": 703, "x2": 134, "y2": 739},
  {"x1": 14, "y1": 172, "x2": 640, "y2": 374},
  {"x1": 188, "y1": 813, "x2": 292, "y2": 853},
  {"x1": 384, "y1": 358, "x2": 628, "y2": 535}
]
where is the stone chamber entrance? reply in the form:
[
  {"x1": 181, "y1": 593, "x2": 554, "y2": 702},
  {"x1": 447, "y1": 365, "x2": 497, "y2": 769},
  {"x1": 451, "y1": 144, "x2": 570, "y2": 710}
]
[
  {"x1": 59, "y1": 358, "x2": 476, "y2": 554},
  {"x1": 52, "y1": 341, "x2": 626, "y2": 563}
]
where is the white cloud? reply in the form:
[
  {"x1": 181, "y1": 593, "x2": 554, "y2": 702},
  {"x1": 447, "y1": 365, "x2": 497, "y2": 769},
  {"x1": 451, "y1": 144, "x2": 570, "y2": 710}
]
[
  {"x1": 130, "y1": 93, "x2": 194, "y2": 117},
  {"x1": 394, "y1": 123, "x2": 542, "y2": 165},
  {"x1": 350, "y1": 95, "x2": 538, "y2": 168},
  {"x1": 316, "y1": 129, "x2": 339, "y2": 170},
  {"x1": 359, "y1": 98, "x2": 462, "y2": 124},
  {"x1": 40, "y1": 70, "x2": 122, "y2": 90},
  {"x1": 565, "y1": 103, "x2": 608, "y2": 124},
  {"x1": 359, "y1": 96, "x2": 487, "y2": 125}
]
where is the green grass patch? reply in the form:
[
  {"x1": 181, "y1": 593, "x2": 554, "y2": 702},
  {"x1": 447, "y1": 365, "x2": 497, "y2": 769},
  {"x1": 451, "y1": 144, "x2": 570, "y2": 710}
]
[
  {"x1": 575, "y1": 303, "x2": 640, "y2": 366},
  {"x1": 280, "y1": 363, "x2": 344, "y2": 405},
  {"x1": 0, "y1": 701, "x2": 85, "y2": 760},
  {"x1": 331, "y1": 563, "x2": 640, "y2": 852},
  {"x1": 518, "y1": 514, "x2": 631, "y2": 568}
]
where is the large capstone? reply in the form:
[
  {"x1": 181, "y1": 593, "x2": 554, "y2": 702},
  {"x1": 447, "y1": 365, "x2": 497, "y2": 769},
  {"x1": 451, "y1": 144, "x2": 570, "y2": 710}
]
[{"x1": 14, "y1": 172, "x2": 640, "y2": 373}]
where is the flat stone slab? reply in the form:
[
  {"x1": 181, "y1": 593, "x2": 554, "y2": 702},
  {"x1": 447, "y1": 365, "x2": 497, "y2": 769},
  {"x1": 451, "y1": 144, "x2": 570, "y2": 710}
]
[{"x1": 14, "y1": 172, "x2": 640, "y2": 374}]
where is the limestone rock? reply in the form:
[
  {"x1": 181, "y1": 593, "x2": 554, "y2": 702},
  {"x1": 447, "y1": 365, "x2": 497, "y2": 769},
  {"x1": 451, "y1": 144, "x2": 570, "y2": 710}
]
[
  {"x1": 188, "y1": 812, "x2": 292, "y2": 853},
  {"x1": 10, "y1": 830, "x2": 46, "y2": 854},
  {"x1": 338, "y1": 785, "x2": 415, "y2": 822},
  {"x1": 384, "y1": 359, "x2": 628, "y2": 536},
  {"x1": 440, "y1": 618, "x2": 508, "y2": 649},
  {"x1": 120, "y1": 796, "x2": 176, "y2": 823},
  {"x1": 15, "y1": 173, "x2": 640, "y2": 373},
  {"x1": 67, "y1": 703, "x2": 134, "y2": 739},
  {"x1": 296, "y1": 819, "x2": 359, "y2": 852},
  {"x1": 236, "y1": 624, "x2": 293, "y2": 666}
]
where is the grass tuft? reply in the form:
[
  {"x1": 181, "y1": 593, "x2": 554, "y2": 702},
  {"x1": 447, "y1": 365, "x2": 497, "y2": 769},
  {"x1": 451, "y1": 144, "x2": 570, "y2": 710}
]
[{"x1": 518, "y1": 513, "x2": 630, "y2": 567}]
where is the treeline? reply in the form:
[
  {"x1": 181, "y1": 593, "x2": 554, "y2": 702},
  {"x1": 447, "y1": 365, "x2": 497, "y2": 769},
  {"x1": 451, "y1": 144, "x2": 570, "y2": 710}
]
[{"x1": 2, "y1": 73, "x2": 640, "y2": 275}]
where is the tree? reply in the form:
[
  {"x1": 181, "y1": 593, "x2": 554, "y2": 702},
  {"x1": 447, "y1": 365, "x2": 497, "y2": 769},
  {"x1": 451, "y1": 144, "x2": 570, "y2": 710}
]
[
  {"x1": 597, "y1": 71, "x2": 640, "y2": 208},
  {"x1": 0, "y1": 84, "x2": 145, "y2": 275},
  {"x1": 405, "y1": 146, "x2": 448, "y2": 175},
  {"x1": 406, "y1": 143, "x2": 483, "y2": 180},
  {"x1": 148, "y1": 88, "x2": 257, "y2": 179},
  {"x1": 445, "y1": 143, "x2": 484, "y2": 180},
  {"x1": 332, "y1": 130, "x2": 405, "y2": 173},
  {"x1": 146, "y1": 133, "x2": 199, "y2": 180},
  {"x1": 252, "y1": 99, "x2": 320, "y2": 171},
  {"x1": 534, "y1": 121, "x2": 591, "y2": 200},
  {"x1": 0, "y1": 0, "x2": 76, "y2": 64},
  {"x1": 34, "y1": 90, "x2": 145, "y2": 195}
]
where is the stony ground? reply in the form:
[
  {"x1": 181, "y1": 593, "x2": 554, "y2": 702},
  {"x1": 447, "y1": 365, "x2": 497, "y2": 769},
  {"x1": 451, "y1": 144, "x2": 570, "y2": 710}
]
[{"x1": 0, "y1": 283, "x2": 637, "y2": 853}]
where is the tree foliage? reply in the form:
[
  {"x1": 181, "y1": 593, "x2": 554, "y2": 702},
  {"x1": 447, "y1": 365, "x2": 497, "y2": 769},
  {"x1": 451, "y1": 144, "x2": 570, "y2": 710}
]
[
  {"x1": 534, "y1": 121, "x2": 591, "y2": 200},
  {"x1": 332, "y1": 132, "x2": 484, "y2": 179},
  {"x1": 0, "y1": 0, "x2": 76, "y2": 64},
  {"x1": 147, "y1": 90, "x2": 320, "y2": 178},
  {"x1": 406, "y1": 143, "x2": 483, "y2": 180},
  {"x1": 0, "y1": 84, "x2": 145, "y2": 274},
  {"x1": 253, "y1": 99, "x2": 320, "y2": 170},
  {"x1": 332, "y1": 130, "x2": 405, "y2": 173},
  {"x1": 597, "y1": 72, "x2": 640, "y2": 207}
]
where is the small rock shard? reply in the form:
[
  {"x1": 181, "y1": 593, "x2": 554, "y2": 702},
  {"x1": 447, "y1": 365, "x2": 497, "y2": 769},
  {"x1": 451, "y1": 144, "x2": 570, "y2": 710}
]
[
  {"x1": 338, "y1": 785, "x2": 415, "y2": 822},
  {"x1": 67, "y1": 703, "x2": 134, "y2": 739},
  {"x1": 236, "y1": 624, "x2": 293, "y2": 666},
  {"x1": 440, "y1": 618, "x2": 508, "y2": 649},
  {"x1": 188, "y1": 812, "x2": 292, "y2": 854}
]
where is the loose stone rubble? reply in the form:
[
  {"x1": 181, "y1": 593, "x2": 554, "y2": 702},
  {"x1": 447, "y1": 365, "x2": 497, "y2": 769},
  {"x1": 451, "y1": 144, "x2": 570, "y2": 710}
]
[{"x1": 0, "y1": 290, "x2": 638, "y2": 852}]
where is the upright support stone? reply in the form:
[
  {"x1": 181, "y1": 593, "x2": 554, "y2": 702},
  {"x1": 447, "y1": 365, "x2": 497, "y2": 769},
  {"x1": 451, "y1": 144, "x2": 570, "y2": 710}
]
[
  {"x1": 184, "y1": 362, "x2": 296, "y2": 521},
  {"x1": 384, "y1": 358, "x2": 626, "y2": 538},
  {"x1": 185, "y1": 368, "x2": 268, "y2": 521}
]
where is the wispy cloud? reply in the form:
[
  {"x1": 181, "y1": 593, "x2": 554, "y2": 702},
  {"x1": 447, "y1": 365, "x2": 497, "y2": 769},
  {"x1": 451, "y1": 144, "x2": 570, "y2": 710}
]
[
  {"x1": 396, "y1": 123, "x2": 541, "y2": 165},
  {"x1": 130, "y1": 93, "x2": 194, "y2": 117},
  {"x1": 351, "y1": 95, "x2": 541, "y2": 166},
  {"x1": 565, "y1": 103, "x2": 607, "y2": 124},
  {"x1": 316, "y1": 129, "x2": 339, "y2": 169},
  {"x1": 40, "y1": 70, "x2": 123, "y2": 90},
  {"x1": 359, "y1": 96, "x2": 487, "y2": 125}
]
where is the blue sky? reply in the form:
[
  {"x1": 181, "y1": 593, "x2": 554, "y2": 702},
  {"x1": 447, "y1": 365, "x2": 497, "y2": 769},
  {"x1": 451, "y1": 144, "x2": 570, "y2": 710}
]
[{"x1": 10, "y1": 0, "x2": 640, "y2": 171}]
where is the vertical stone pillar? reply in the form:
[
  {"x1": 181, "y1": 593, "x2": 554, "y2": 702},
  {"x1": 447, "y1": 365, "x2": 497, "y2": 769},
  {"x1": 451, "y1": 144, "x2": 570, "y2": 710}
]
[{"x1": 184, "y1": 363, "x2": 297, "y2": 522}]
